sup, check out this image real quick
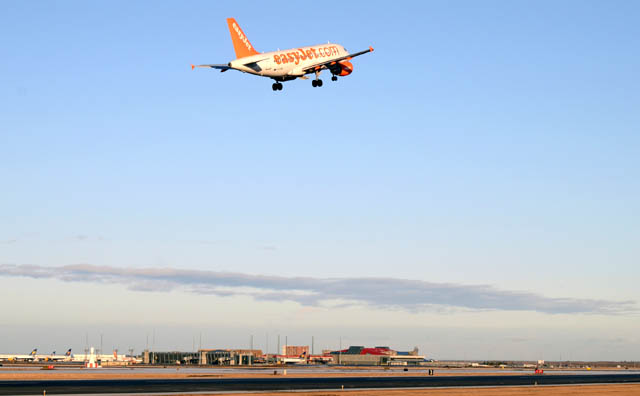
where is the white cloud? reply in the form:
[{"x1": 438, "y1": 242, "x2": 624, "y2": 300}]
[{"x1": 0, "y1": 263, "x2": 635, "y2": 314}]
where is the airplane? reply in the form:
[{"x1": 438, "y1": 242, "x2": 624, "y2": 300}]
[
  {"x1": 0, "y1": 348, "x2": 38, "y2": 362},
  {"x1": 277, "y1": 350, "x2": 311, "y2": 364},
  {"x1": 45, "y1": 349, "x2": 73, "y2": 362},
  {"x1": 192, "y1": 18, "x2": 374, "y2": 91},
  {"x1": 0, "y1": 348, "x2": 73, "y2": 362}
]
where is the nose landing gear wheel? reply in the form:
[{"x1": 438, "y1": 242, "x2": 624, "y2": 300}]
[
  {"x1": 331, "y1": 75, "x2": 338, "y2": 81},
  {"x1": 312, "y1": 80, "x2": 317, "y2": 87},
  {"x1": 272, "y1": 82, "x2": 283, "y2": 91}
]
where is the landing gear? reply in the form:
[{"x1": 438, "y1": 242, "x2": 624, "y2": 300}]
[
  {"x1": 312, "y1": 70, "x2": 323, "y2": 88},
  {"x1": 271, "y1": 82, "x2": 283, "y2": 91},
  {"x1": 331, "y1": 75, "x2": 338, "y2": 82}
]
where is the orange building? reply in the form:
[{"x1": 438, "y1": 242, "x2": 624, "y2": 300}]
[{"x1": 281, "y1": 345, "x2": 309, "y2": 356}]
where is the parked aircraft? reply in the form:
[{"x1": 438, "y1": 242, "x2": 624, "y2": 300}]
[
  {"x1": 44, "y1": 349, "x2": 73, "y2": 362},
  {"x1": 192, "y1": 18, "x2": 374, "y2": 90},
  {"x1": 0, "y1": 348, "x2": 38, "y2": 362},
  {"x1": 0, "y1": 348, "x2": 73, "y2": 362}
]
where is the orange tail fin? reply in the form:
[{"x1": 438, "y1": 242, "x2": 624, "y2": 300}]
[{"x1": 226, "y1": 18, "x2": 259, "y2": 59}]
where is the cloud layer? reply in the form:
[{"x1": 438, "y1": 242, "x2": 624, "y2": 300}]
[{"x1": 0, "y1": 264, "x2": 634, "y2": 314}]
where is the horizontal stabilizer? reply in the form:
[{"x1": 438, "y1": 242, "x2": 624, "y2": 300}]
[{"x1": 192, "y1": 64, "x2": 232, "y2": 72}]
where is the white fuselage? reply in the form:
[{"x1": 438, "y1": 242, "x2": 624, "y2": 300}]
[
  {"x1": 229, "y1": 43, "x2": 347, "y2": 78},
  {"x1": 0, "y1": 354, "x2": 71, "y2": 362}
]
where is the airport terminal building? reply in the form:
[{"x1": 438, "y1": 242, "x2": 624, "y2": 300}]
[
  {"x1": 142, "y1": 345, "x2": 423, "y2": 366},
  {"x1": 143, "y1": 349, "x2": 262, "y2": 365},
  {"x1": 331, "y1": 346, "x2": 424, "y2": 366}
]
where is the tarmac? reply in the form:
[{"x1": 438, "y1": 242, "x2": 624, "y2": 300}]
[
  {"x1": 179, "y1": 384, "x2": 640, "y2": 396},
  {"x1": 2, "y1": 373, "x2": 640, "y2": 395}
]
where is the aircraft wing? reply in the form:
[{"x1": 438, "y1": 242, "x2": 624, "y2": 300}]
[
  {"x1": 191, "y1": 64, "x2": 232, "y2": 72},
  {"x1": 301, "y1": 46, "x2": 374, "y2": 74}
]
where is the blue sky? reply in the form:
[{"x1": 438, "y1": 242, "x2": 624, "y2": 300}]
[{"x1": 1, "y1": 0, "x2": 639, "y2": 360}]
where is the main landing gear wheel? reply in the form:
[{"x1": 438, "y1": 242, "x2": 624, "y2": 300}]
[
  {"x1": 272, "y1": 82, "x2": 283, "y2": 91},
  {"x1": 331, "y1": 75, "x2": 338, "y2": 81},
  {"x1": 312, "y1": 79, "x2": 323, "y2": 87}
]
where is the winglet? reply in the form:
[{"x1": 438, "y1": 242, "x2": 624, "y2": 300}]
[
  {"x1": 369, "y1": 46, "x2": 374, "y2": 52},
  {"x1": 191, "y1": 64, "x2": 195, "y2": 70}
]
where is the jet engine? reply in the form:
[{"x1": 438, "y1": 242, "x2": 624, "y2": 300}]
[{"x1": 331, "y1": 60, "x2": 353, "y2": 77}]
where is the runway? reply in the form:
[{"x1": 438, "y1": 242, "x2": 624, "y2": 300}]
[{"x1": 2, "y1": 374, "x2": 640, "y2": 395}]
